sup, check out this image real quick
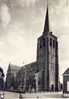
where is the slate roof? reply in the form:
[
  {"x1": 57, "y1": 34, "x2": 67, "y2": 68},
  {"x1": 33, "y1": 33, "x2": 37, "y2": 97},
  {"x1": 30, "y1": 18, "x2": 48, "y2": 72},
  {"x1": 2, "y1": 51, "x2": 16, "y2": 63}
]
[
  {"x1": 63, "y1": 68, "x2": 69, "y2": 75},
  {"x1": 7, "y1": 63, "x2": 20, "y2": 75},
  {"x1": 9, "y1": 63, "x2": 20, "y2": 71}
]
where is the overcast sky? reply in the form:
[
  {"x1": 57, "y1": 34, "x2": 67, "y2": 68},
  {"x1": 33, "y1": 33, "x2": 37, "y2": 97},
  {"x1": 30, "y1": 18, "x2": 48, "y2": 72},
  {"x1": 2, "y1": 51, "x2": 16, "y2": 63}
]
[{"x1": 0, "y1": 0, "x2": 69, "y2": 82}]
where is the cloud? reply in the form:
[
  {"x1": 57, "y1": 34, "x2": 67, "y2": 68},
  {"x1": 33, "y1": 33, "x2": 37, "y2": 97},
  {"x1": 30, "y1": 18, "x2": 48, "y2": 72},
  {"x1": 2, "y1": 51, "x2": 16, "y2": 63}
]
[
  {"x1": 0, "y1": 3, "x2": 11, "y2": 28},
  {"x1": 0, "y1": 0, "x2": 69, "y2": 79},
  {"x1": 17, "y1": 0, "x2": 40, "y2": 7}
]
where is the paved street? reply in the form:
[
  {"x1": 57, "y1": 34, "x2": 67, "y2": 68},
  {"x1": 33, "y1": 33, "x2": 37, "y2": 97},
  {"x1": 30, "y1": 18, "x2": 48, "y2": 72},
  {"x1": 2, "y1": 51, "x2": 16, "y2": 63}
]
[
  {"x1": 4, "y1": 92, "x2": 19, "y2": 99},
  {"x1": 0, "y1": 91, "x2": 67, "y2": 99}
]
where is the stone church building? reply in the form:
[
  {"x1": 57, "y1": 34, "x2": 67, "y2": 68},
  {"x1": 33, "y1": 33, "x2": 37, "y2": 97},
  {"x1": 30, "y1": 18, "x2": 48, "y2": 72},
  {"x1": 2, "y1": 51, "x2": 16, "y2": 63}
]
[
  {"x1": 6, "y1": 5, "x2": 59, "y2": 92},
  {"x1": 36, "y1": 7, "x2": 59, "y2": 91},
  {"x1": 5, "y1": 63, "x2": 20, "y2": 91}
]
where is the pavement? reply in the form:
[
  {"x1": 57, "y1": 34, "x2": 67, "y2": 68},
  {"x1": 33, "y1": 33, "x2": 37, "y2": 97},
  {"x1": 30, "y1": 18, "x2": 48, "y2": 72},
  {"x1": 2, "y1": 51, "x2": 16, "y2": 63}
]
[
  {"x1": 21, "y1": 92, "x2": 63, "y2": 98},
  {"x1": 0, "y1": 91, "x2": 68, "y2": 99}
]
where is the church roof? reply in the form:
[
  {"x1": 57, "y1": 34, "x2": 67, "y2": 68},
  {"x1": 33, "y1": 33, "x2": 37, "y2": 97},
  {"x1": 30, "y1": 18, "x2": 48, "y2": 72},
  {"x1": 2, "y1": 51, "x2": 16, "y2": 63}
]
[
  {"x1": 18, "y1": 62, "x2": 38, "y2": 75},
  {"x1": 9, "y1": 63, "x2": 20, "y2": 71},
  {"x1": 63, "y1": 68, "x2": 69, "y2": 75},
  {"x1": 42, "y1": 1, "x2": 58, "y2": 40},
  {"x1": 43, "y1": 4, "x2": 49, "y2": 34}
]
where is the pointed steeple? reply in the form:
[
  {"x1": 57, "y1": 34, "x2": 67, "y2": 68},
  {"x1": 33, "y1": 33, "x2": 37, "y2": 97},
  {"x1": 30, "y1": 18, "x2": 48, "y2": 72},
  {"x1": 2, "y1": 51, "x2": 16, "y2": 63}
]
[{"x1": 43, "y1": 3, "x2": 49, "y2": 34}]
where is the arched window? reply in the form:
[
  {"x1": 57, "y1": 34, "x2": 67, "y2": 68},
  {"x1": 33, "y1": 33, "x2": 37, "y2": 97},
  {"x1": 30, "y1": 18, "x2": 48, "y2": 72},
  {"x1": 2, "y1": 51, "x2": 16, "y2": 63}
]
[
  {"x1": 53, "y1": 40, "x2": 55, "y2": 48},
  {"x1": 50, "y1": 38, "x2": 52, "y2": 47},
  {"x1": 40, "y1": 38, "x2": 45, "y2": 48},
  {"x1": 43, "y1": 38, "x2": 45, "y2": 47}
]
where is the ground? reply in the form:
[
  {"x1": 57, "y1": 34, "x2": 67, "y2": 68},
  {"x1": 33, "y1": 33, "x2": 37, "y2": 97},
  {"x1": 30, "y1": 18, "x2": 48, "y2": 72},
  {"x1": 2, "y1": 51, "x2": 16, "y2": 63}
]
[{"x1": 0, "y1": 91, "x2": 67, "y2": 99}]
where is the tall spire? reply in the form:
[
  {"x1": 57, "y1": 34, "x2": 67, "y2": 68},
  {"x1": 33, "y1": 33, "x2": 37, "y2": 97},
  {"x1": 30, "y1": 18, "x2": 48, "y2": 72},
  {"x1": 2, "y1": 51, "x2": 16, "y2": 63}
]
[{"x1": 43, "y1": 1, "x2": 49, "y2": 34}]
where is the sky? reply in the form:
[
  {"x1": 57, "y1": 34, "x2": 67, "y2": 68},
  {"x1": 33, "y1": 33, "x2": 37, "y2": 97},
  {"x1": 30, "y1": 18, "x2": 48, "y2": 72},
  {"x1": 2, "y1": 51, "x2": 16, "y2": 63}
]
[{"x1": 0, "y1": 0, "x2": 69, "y2": 82}]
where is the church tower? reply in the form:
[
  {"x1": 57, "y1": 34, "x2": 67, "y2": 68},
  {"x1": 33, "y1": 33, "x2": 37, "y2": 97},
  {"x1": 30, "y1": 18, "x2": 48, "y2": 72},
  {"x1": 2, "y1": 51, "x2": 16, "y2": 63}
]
[{"x1": 37, "y1": 3, "x2": 59, "y2": 91}]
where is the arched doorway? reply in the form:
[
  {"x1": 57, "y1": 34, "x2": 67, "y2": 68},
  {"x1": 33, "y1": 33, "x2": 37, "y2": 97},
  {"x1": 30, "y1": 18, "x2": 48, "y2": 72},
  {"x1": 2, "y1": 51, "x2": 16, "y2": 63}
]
[{"x1": 51, "y1": 84, "x2": 55, "y2": 91}]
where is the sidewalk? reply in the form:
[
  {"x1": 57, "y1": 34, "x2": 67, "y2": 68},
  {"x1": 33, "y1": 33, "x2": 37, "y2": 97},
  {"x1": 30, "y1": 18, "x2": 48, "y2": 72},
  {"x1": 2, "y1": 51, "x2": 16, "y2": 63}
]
[{"x1": 21, "y1": 92, "x2": 63, "y2": 98}]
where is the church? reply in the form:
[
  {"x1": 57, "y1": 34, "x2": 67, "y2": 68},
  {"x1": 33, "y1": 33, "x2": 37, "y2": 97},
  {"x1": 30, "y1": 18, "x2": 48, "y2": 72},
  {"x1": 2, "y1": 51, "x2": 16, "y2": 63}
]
[
  {"x1": 6, "y1": 4, "x2": 59, "y2": 92},
  {"x1": 36, "y1": 6, "x2": 59, "y2": 91}
]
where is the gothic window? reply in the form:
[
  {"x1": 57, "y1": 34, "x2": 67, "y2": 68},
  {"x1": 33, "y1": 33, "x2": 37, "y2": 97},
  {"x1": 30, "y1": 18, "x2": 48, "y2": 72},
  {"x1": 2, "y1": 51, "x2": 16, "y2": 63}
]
[
  {"x1": 40, "y1": 39, "x2": 42, "y2": 48},
  {"x1": 43, "y1": 38, "x2": 45, "y2": 47},
  {"x1": 40, "y1": 43, "x2": 42, "y2": 48},
  {"x1": 40, "y1": 38, "x2": 45, "y2": 48},
  {"x1": 53, "y1": 40, "x2": 55, "y2": 48},
  {"x1": 47, "y1": 37, "x2": 48, "y2": 45},
  {"x1": 50, "y1": 38, "x2": 52, "y2": 46},
  {"x1": 56, "y1": 41, "x2": 58, "y2": 49}
]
